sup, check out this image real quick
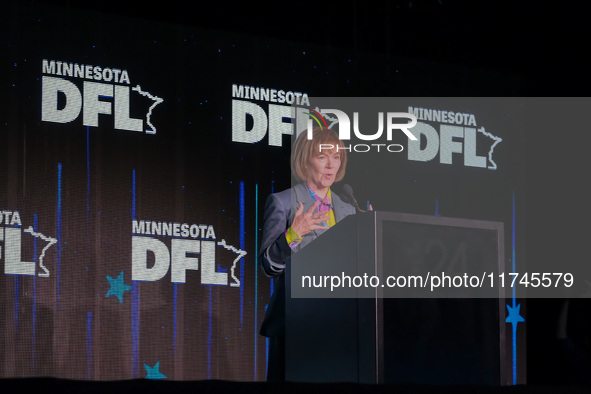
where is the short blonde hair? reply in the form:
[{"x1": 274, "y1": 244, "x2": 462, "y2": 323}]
[{"x1": 290, "y1": 127, "x2": 347, "y2": 183}]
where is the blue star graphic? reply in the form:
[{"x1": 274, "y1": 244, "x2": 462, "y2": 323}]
[
  {"x1": 144, "y1": 361, "x2": 166, "y2": 380},
  {"x1": 105, "y1": 271, "x2": 132, "y2": 304},
  {"x1": 506, "y1": 303, "x2": 525, "y2": 326}
]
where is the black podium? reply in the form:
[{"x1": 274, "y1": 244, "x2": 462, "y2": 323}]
[{"x1": 285, "y1": 211, "x2": 523, "y2": 385}]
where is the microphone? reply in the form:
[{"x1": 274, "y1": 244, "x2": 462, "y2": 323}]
[{"x1": 342, "y1": 184, "x2": 366, "y2": 212}]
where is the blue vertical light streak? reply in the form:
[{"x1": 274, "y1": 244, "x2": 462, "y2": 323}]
[
  {"x1": 86, "y1": 127, "x2": 91, "y2": 268},
  {"x1": 32, "y1": 214, "x2": 38, "y2": 368},
  {"x1": 87, "y1": 311, "x2": 92, "y2": 379},
  {"x1": 512, "y1": 195, "x2": 517, "y2": 301},
  {"x1": 512, "y1": 193, "x2": 517, "y2": 384},
  {"x1": 266, "y1": 337, "x2": 269, "y2": 378},
  {"x1": 505, "y1": 194, "x2": 524, "y2": 385},
  {"x1": 503, "y1": 193, "x2": 525, "y2": 384},
  {"x1": 57, "y1": 162, "x2": 62, "y2": 308},
  {"x1": 239, "y1": 181, "x2": 245, "y2": 326},
  {"x1": 254, "y1": 184, "x2": 258, "y2": 379},
  {"x1": 131, "y1": 169, "x2": 140, "y2": 378},
  {"x1": 267, "y1": 184, "x2": 274, "y2": 377},
  {"x1": 86, "y1": 128, "x2": 91, "y2": 379},
  {"x1": 270, "y1": 184, "x2": 274, "y2": 300}
]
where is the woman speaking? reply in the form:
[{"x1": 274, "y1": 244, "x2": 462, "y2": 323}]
[{"x1": 258, "y1": 127, "x2": 356, "y2": 381}]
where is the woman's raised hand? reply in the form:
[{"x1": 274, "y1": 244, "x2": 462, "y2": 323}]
[{"x1": 291, "y1": 201, "x2": 329, "y2": 237}]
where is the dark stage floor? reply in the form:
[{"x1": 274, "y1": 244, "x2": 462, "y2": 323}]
[{"x1": 3, "y1": 378, "x2": 591, "y2": 394}]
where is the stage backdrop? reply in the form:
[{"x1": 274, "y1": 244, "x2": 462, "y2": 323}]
[{"x1": 1, "y1": 2, "x2": 525, "y2": 381}]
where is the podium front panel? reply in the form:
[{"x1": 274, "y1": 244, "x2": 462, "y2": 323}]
[{"x1": 285, "y1": 211, "x2": 520, "y2": 385}]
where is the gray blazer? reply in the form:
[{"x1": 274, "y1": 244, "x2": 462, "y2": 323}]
[{"x1": 259, "y1": 183, "x2": 356, "y2": 337}]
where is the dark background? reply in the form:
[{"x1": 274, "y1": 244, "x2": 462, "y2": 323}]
[{"x1": 4, "y1": 0, "x2": 591, "y2": 386}]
